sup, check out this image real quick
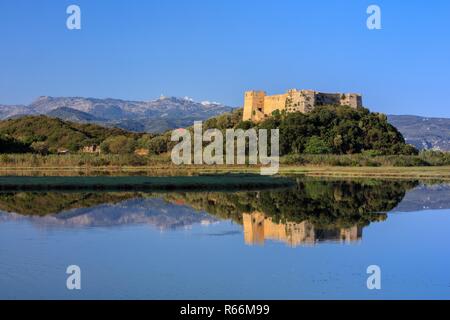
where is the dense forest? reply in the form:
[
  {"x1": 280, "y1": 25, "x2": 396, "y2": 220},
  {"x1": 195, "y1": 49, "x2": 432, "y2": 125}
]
[
  {"x1": 143, "y1": 106, "x2": 418, "y2": 156},
  {"x1": 255, "y1": 106, "x2": 418, "y2": 155}
]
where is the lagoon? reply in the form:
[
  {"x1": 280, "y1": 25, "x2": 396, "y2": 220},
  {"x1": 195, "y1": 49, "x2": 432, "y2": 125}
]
[{"x1": 0, "y1": 178, "x2": 449, "y2": 299}]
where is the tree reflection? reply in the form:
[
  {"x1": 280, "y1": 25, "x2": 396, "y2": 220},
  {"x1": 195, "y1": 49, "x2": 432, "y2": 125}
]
[{"x1": 0, "y1": 179, "x2": 418, "y2": 246}]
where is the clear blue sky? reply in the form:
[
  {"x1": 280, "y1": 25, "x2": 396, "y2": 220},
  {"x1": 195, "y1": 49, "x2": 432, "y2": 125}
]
[{"x1": 0, "y1": 0, "x2": 449, "y2": 117}]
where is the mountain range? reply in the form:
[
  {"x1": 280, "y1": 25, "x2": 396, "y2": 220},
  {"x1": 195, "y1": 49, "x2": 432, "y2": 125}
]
[
  {"x1": 1, "y1": 96, "x2": 449, "y2": 151},
  {"x1": 0, "y1": 96, "x2": 233, "y2": 133},
  {"x1": 388, "y1": 115, "x2": 450, "y2": 151}
]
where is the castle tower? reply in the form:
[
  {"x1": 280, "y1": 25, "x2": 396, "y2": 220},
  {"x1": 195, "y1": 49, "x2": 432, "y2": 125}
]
[
  {"x1": 340, "y1": 93, "x2": 363, "y2": 109},
  {"x1": 243, "y1": 91, "x2": 265, "y2": 122}
]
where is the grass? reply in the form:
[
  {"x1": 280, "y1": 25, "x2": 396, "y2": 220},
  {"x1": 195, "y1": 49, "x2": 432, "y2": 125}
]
[
  {"x1": 279, "y1": 165, "x2": 450, "y2": 180},
  {"x1": 2, "y1": 151, "x2": 450, "y2": 168},
  {"x1": 281, "y1": 152, "x2": 450, "y2": 167},
  {"x1": 1, "y1": 152, "x2": 450, "y2": 181},
  {"x1": 1, "y1": 165, "x2": 449, "y2": 181}
]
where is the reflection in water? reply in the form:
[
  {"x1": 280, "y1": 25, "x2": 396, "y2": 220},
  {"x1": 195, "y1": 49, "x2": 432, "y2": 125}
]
[
  {"x1": 0, "y1": 197, "x2": 218, "y2": 230},
  {"x1": 160, "y1": 179, "x2": 417, "y2": 246},
  {"x1": 243, "y1": 212, "x2": 362, "y2": 247},
  {"x1": 1, "y1": 179, "x2": 443, "y2": 247},
  {"x1": 2, "y1": 178, "x2": 450, "y2": 300},
  {"x1": 392, "y1": 183, "x2": 450, "y2": 212}
]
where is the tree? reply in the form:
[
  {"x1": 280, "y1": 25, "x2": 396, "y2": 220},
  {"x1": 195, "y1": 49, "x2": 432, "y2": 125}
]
[
  {"x1": 31, "y1": 141, "x2": 50, "y2": 155},
  {"x1": 147, "y1": 136, "x2": 168, "y2": 154},
  {"x1": 304, "y1": 136, "x2": 332, "y2": 154},
  {"x1": 0, "y1": 135, "x2": 31, "y2": 153},
  {"x1": 102, "y1": 135, "x2": 136, "y2": 154}
]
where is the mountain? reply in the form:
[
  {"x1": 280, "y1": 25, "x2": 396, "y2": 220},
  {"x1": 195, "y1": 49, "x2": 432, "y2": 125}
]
[
  {"x1": 388, "y1": 115, "x2": 450, "y2": 151},
  {"x1": 0, "y1": 104, "x2": 35, "y2": 119},
  {"x1": 0, "y1": 96, "x2": 234, "y2": 133},
  {"x1": 109, "y1": 117, "x2": 202, "y2": 133},
  {"x1": 47, "y1": 107, "x2": 105, "y2": 123}
]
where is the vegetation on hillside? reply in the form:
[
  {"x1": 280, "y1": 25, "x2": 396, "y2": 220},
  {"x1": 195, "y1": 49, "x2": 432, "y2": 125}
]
[
  {"x1": 2, "y1": 106, "x2": 449, "y2": 170},
  {"x1": 143, "y1": 108, "x2": 244, "y2": 155},
  {"x1": 255, "y1": 106, "x2": 418, "y2": 155},
  {"x1": 0, "y1": 134, "x2": 31, "y2": 153},
  {"x1": 141, "y1": 106, "x2": 418, "y2": 156},
  {"x1": 0, "y1": 115, "x2": 150, "y2": 154}
]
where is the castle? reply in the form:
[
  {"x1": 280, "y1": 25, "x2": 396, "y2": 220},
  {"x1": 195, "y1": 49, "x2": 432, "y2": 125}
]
[{"x1": 243, "y1": 89, "x2": 363, "y2": 122}]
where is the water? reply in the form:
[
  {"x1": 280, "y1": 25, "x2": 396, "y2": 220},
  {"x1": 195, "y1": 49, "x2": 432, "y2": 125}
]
[{"x1": 0, "y1": 178, "x2": 449, "y2": 299}]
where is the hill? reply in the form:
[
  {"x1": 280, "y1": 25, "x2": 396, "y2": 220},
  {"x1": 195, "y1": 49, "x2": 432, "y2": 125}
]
[
  {"x1": 0, "y1": 107, "x2": 423, "y2": 158},
  {"x1": 0, "y1": 115, "x2": 143, "y2": 154},
  {"x1": 0, "y1": 96, "x2": 234, "y2": 133},
  {"x1": 141, "y1": 106, "x2": 417, "y2": 156},
  {"x1": 0, "y1": 134, "x2": 31, "y2": 153},
  {"x1": 257, "y1": 106, "x2": 418, "y2": 155},
  {"x1": 388, "y1": 115, "x2": 450, "y2": 151}
]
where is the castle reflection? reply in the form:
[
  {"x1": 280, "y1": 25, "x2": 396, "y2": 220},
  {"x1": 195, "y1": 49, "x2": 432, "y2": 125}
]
[
  {"x1": 243, "y1": 212, "x2": 362, "y2": 247},
  {"x1": 0, "y1": 178, "x2": 426, "y2": 248}
]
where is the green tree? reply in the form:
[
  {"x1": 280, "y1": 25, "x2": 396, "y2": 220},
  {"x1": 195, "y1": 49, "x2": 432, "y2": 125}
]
[
  {"x1": 102, "y1": 135, "x2": 137, "y2": 154},
  {"x1": 147, "y1": 136, "x2": 168, "y2": 154},
  {"x1": 31, "y1": 141, "x2": 50, "y2": 155},
  {"x1": 304, "y1": 136, "x2": 332, "y2": 154}
]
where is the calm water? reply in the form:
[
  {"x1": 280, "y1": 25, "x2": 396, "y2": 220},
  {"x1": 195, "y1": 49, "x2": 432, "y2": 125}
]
[{"x1": 0, "y1": 178, "x2": 449, "y2": 299}]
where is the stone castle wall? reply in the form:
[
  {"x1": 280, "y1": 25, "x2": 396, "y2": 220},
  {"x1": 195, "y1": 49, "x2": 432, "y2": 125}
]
[{"x1": 243, "y1": 89, "x2": 362, "y2": 122}]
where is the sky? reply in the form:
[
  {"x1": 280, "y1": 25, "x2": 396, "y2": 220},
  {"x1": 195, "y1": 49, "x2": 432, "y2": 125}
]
[{"x1": 0, "y1": 0, "x2": 449, "y2": 117}]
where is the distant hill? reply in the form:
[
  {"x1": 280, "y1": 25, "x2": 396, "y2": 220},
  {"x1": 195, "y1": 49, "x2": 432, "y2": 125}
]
[
  {"x1": 109, "y1": 117, "x2": 203, "y2": 133},
  {"x1": 0, "y1": 104, "x2": 35, "y2": 119},
  {"x1": 0, "y1": 96, "x2": 234, "y2": 133},
  {"x1": 0, "y1": 115, "x2": 141, "y2": 153},
  {"x1": 47, "y1": 107, "x2": 105, "y2": 123},
  {"x1": 388, "y1": 115, "x2": 450, "y2": 151}
]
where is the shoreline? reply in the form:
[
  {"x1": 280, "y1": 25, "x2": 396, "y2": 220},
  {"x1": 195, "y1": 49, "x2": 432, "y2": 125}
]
[{"x1": 0, "y1": 165, "x2": 449, "y2": 180}]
